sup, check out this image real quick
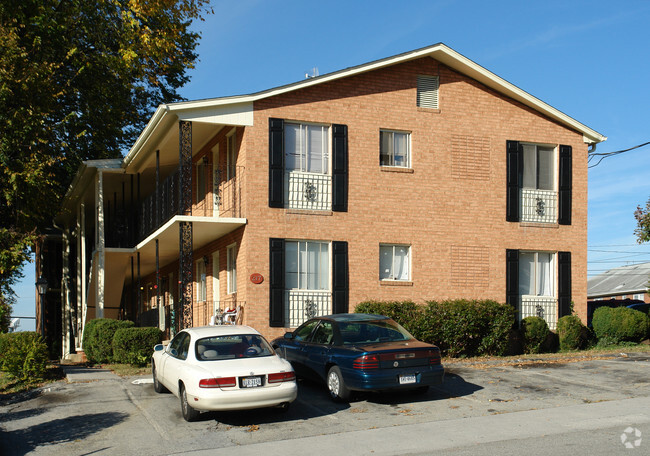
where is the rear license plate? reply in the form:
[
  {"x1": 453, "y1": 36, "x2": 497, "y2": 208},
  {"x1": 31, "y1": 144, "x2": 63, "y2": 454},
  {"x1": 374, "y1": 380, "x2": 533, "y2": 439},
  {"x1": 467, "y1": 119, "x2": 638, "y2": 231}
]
[
  {"x1": 399, "y1": 374, "x2": 416, "y2": 385},
  {"x1": 241, "y1": 376, "x2": 262, "y2": 388}
]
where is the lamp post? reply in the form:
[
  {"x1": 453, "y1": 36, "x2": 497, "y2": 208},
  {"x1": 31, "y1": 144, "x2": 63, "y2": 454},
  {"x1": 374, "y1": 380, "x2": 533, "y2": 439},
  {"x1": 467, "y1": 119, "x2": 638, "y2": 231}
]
[{"x1": 36, "y1": 276, "x2": 48, "y2": 336}]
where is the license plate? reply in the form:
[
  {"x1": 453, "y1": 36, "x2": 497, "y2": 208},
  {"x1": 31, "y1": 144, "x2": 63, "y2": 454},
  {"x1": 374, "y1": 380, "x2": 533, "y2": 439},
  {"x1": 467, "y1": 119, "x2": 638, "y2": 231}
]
[
  {"x1": 399, "y1": 374, "x2": 416, "y2": 385},
  {"x1": 242, "y1": 376, "x2": 262, "y2": 388}
]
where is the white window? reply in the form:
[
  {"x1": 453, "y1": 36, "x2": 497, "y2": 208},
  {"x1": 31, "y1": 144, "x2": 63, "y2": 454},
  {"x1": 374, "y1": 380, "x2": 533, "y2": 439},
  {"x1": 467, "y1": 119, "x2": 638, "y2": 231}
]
[
  {"x1": 285, "y1": 123, "x2": 329, "y2": 174},
  {"x1": 227, "y1": 243, "x2": 237, "y2": 294},
  {"x1": 227, "y1": 129, "x2": 237, "y2": 180},
  {"x1": 380, "y1": 130, "x2": 410, "y2": 168},
  {"x1": 519, "y1": 252, "x2": 554, "y2": 297},
  {"x1": 633, "y1": 293, "x2": 644, "y2": 300},
  {"x1": 380, "y1": 244, "x2": 410, "y2": 281},
  {"x1": 196, "y1": 260, "x2": 207, "y2": 302},
  {"x1": 522, "y1": 144, "x2": 555, "y2": 191},
  {"x1": 196, "y1": 159, "x2": 207, "y2": 203},
  {"x1": 285, "y1": 241, "x2": 330, "y2": 290}
]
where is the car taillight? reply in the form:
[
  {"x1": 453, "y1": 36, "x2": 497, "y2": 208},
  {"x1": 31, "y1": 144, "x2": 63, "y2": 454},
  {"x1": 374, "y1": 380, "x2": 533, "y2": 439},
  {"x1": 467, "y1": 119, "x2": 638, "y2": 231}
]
[
  {"x1": 353, "y1": 354, "x2": 380, "y2": 369},
  {"x1": 199, "y1": 377, "x2": 236, "y2": 388},
  {"x1": 428, "y1": 349, "x2": 441, "y2": 365},
  {"x1": 267, "y1": 371, "x2": 296, "y2": 383}
]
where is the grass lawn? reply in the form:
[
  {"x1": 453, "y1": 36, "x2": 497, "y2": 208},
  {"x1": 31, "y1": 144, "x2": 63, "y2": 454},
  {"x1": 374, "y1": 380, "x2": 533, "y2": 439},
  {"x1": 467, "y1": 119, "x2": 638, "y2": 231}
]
[{"x1": 0, "y1": 365, "x2": 65, "y2": 396}]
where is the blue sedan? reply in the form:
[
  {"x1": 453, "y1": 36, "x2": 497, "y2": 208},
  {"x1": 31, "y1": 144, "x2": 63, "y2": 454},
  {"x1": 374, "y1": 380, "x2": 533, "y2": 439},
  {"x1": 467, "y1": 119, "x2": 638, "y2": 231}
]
[{"x1": 271, "y1": 313, "x2": 444, "y2": 401}]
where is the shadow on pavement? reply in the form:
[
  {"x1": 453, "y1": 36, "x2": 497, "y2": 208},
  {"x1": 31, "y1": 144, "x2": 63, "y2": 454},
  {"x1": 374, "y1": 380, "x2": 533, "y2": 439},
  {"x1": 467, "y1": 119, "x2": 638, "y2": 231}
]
[{"x1": 0, "y1": 411, "x2": 128, "y2": 456}]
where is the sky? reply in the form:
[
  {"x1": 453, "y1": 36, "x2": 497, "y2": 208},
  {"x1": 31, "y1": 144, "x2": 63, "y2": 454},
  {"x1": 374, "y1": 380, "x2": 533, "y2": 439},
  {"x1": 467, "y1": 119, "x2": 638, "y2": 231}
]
[{"x1": 10, "y1": 0, "x2": 650, "y2": 331}]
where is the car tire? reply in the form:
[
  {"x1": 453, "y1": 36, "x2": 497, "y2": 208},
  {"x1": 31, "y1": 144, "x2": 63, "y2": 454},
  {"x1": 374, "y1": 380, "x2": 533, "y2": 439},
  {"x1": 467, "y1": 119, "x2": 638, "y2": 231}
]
[
  {"x1": 327, "y1": 366, "x2": 351, "y2": 402},
  {"x1": 180, "y1": 383, "x2": 200, "y2": 422},
  {"x1": 152, "y1": 362, "x2": 167, "y2": 393}
]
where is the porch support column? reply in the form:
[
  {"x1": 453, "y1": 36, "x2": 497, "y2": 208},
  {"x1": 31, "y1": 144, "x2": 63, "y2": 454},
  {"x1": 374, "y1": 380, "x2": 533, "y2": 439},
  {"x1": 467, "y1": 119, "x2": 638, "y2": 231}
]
[
  {"x1": 179, "y1": 120, "x2": 193, "y2": 330},
  {"x1": 79, "y1": 203, "x2": 86, "y2": 349},
  {"x1": 95, "y1": 170, "x2": 105, "y2": 319},
  {"x1": 61, "y1": 228, "x2": 71, "y2": 358}
]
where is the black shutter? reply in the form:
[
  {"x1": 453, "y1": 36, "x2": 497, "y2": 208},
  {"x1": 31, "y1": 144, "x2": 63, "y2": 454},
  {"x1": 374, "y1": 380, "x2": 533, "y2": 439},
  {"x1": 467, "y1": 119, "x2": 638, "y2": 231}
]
[
  {"x1": 332, "y1": 124, "x2": 348, "y2": 212},
  {"x1": 558, "y1": 251, "x2": 572, "y2": 318},
  {"x1": 269, "y1": 118, "x2": 284, "y2": 208},
  {"x1": 506, "y1": 140, "x2": 522, "y2": 222},
  {"x1": 269, "y1": 238, "x2": 285, "y2": 327},
  {"x1": 505, "y1": 249, "x2": 519, "y2": 313},
  {"x1": 331, "y1": 241, "x2": 349, "y2": 314},
  {"x1": 558, "y1": 145, "x2": 572, "y2": 225}
]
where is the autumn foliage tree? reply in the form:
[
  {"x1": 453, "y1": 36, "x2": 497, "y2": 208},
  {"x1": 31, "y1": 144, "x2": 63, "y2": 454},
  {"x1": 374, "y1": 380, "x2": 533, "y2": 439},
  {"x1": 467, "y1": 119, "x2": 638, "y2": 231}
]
[{"x1": 0, "y1": 0, "x2": 211, "y2": 303}]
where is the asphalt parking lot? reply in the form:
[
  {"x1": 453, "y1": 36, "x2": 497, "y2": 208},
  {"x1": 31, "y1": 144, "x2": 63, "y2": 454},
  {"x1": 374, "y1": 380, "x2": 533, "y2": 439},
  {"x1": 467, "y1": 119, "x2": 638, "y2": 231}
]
[{"x1": 1, "y1": 352, "x2": 649, "y2": 455}]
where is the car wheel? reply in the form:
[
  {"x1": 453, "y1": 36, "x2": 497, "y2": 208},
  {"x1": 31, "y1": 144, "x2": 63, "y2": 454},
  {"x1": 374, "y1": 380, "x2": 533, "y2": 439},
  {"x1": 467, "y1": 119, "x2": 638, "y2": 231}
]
[
  {"x1": 327, "y1": 366, "x2": 351, "y2": 402},
  {"x1": 152, "y1": 362, "x2": 167, "y2": 393},
  {"x1": 180, "y1": 384, "x2": 200, "y2": 422}
]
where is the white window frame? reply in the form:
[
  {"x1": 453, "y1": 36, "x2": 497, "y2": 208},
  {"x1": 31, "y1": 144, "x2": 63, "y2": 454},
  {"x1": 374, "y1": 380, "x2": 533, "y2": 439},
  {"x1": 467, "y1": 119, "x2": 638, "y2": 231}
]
[
  {"x1": 519, "y1": 251, "x2": 555, "y2": 297},
  {"x1": 227, "y1": 243, "x2": 237, "y2": 294},
  {"x1": 379, "y1": 244, "x2": 411, "y2": 281},
  {"x1": 522, "y1": 143, "x2": 556, "y2": 191},
  {"x1": 633, "y1": 293, "x2": 644, "y2": 300},
  {"x1": 196, "y1": 260, "x2": 207, "y2": 302},
  {"x1": 284, "y1": 240, "x2": 331, "y2": 291},
  {"x1": 284, "y1": 122, "x2": 331, "y2": 175},
  {"x1": 227, "y1": 129, "x2": 237, "y2": 180},
  {"x1": 380, "y1": 130, "x2": 411, "y2": 168}
]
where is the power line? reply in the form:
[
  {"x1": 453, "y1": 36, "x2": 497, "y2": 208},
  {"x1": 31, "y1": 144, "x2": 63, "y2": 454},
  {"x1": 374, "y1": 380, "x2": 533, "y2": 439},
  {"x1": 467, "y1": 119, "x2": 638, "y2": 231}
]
[{"x1": 588, "y1": 141, "x2": 650, "y2": 168}]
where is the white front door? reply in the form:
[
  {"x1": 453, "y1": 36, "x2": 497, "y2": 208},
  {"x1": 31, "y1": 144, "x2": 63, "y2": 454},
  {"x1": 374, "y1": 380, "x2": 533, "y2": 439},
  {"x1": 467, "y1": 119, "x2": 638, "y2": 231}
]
[{"x1": 212, "y1": 251, "x2": 220, "y2": 313}]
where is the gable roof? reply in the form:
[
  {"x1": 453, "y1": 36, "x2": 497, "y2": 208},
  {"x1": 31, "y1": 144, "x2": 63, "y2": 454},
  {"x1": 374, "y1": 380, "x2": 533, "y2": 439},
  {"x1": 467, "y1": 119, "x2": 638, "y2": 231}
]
[
  {"x1": 587, "y1": 263, "x2": 650, "y2": 298},
  {"x1": 124, "y1": 43, "x2": 606, "y2": 168}
]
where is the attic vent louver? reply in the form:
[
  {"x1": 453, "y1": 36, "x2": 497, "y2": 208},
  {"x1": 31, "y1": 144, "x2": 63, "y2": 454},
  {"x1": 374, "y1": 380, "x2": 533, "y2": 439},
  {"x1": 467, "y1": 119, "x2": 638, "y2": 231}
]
[{"x1": 417, "y1": 75, "x2": 439, "y2": 109}]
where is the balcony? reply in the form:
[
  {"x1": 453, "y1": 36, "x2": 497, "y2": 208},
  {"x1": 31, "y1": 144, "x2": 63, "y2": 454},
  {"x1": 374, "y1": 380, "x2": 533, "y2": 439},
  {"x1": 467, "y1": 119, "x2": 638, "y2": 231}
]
[
  {"x1": 521, "y1": 188, "x2": 557, "y2": 224},
  {"x1": 138, "y1": 166, "x2": 244, "y2": 242},
  {"x1": 520, "y1": 296, "x2": 557, "y2": 330},
  {"x1": 285, "y1": 171, "x2": 331, "y2": 211},
  {"x1": 285, "y1": 290, "x2": 332, "y2": 327}
]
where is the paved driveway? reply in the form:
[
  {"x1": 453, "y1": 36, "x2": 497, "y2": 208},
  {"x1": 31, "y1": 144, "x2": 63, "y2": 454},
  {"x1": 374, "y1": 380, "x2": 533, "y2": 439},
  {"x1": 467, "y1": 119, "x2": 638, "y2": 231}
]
[{"x1": 1, "y1": 352, "x2": 648, "y2": 455}]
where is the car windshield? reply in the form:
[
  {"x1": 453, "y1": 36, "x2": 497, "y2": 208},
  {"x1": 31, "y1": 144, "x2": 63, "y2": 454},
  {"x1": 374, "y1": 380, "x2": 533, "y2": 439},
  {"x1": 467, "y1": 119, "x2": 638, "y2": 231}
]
[
  {"x1": 195, "y1": 334, "x2": 274, "y2": 361},
  {"x1": 338, "y1": 320, "x2": 414, "y2": 345}
]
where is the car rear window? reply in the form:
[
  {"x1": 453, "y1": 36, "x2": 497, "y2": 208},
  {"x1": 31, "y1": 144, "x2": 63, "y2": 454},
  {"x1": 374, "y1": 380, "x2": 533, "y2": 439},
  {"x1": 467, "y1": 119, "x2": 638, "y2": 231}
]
[
  {"x1": 195, "y1": 334, "x2": 274, "y2": 360},
  {"x1": 338, "y1": 320, "x2": 414, "y2": 345}
]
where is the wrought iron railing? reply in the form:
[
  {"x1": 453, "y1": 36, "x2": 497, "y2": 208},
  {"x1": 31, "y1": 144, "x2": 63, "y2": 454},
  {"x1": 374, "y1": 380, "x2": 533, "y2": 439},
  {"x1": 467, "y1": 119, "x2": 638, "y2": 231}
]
[
  {"x1": 285, "y1": 171, "x2": 331, "y2": 211},
  {"x1": 137, "y1": 166, "x2": 244, "y2": 242},
  {"x1": 520, "y1": 296, "x2": 557, "y2": 330},
  {"x1": 521, "y1": 188, "x2": 557, "y2": 224},
  {"x1": 285, "y1": 290, "x2": 332, "y2": 327},
  {"x1": 193, "y1": 300, "x2": 244, "y2": 327}
]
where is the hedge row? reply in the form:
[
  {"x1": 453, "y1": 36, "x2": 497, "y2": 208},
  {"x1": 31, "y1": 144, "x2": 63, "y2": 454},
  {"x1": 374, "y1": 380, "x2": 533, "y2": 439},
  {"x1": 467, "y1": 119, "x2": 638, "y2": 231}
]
[
  {"x1": 355, "y1": 300, "x2": 516, "y2": 357},
  {"x1": 355, "y1": 300, "x2": 649, "y2": 357},
  {"x1": 83, "y1": 319, "x2": 162, "y2": 366},
  {"x1": 0, "y1": 332, "x2": 48, "y2": 381}
]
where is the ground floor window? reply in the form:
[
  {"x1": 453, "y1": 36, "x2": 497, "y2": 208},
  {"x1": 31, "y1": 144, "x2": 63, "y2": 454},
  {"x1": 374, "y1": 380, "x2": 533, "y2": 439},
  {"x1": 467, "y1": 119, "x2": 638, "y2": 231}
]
[{"x1": 379, "y1": 244, "x2": 410, "y2": 281}]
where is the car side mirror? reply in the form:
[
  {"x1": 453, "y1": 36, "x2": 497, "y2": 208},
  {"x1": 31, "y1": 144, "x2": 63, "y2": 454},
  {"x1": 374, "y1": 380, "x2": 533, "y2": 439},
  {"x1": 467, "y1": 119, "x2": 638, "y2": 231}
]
[
  {"x1": 283, "y1": 332, "x2": 294, "y2": 340},
  {"x1": 154, "y1": 344, "x2": 164, "y2": 352}
]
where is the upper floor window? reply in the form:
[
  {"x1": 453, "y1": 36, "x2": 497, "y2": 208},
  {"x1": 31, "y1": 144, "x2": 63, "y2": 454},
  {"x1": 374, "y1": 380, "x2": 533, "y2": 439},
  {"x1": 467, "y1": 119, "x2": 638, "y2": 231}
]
[
  {"x1": 285, "y1": 123, "x2": 329, "y2": 174},
  {"x1": 380, "y1": 130, "x2": 410, "y2": 168},
  {"x1": 380, "y1": 244, "x2": 410, "y2": 281},
  {"x1": 522, "y1": 144, "x2": 555, "y2": 191}
]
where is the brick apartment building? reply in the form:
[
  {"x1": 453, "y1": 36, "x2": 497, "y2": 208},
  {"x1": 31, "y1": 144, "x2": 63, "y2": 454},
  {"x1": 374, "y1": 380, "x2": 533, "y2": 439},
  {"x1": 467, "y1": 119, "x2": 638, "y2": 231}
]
[{"x1": 40, "y1": 43, "x2": 606, "y2": 359}]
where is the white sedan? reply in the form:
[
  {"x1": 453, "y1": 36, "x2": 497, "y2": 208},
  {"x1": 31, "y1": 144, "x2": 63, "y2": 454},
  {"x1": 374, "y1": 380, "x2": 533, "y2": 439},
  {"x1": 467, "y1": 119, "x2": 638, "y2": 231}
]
[{"x1": 151, "y1": 325, "x2": 297, "y2": 421}]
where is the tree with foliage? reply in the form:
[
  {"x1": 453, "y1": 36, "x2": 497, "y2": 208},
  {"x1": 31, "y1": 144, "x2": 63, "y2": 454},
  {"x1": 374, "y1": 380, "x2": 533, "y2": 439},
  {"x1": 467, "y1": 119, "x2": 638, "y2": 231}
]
[
  {"x1": 634, "y1": 198, "x2": 650, "y2": 243},
  {"x1": 0, "y1": 0, "x2": 211, "y2": 302}
]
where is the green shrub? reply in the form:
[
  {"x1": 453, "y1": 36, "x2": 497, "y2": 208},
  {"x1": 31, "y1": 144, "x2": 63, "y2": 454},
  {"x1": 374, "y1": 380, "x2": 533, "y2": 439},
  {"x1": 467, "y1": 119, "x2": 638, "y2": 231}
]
[
  {"x1": 112, "y1": 327, "x2": 163, "y2": 366},
  {"x1": 521, "y1": 316, "x2": 550, "y2": 354},
  {"x1": 0, "y1": 332, "x2": 48, "y2": 381},
  {"x1": 83, "y1": 319, "x2": 134, "y2": 364},
  {"x1": 557, "y1": 315, "x2": 588, "y2": 351},
  {"x1": 354, "y1": 300, "x2": 424, "y2": 337},
  {"x1": 592, "y1": 306, "x2": 648, "y2": 344},
  {"x1": 420, "y1": 300, "x2": 516, "y2": 357}
]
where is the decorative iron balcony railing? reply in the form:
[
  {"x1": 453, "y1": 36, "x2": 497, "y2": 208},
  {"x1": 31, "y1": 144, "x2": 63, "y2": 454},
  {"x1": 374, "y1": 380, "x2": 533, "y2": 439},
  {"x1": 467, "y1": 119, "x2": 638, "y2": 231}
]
[
  {"x1": 285, "y1": 290, "x2": 332, "y2": 327},
  {"x1": 521, "y1": 188, "x2": 557, "y2": 224},
  {"x1": 520, "y1": 295, "x2": 557, "y2": 330},
  {"x1": 285, "y1": 171, "x2": 332, "y2": 211}
]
